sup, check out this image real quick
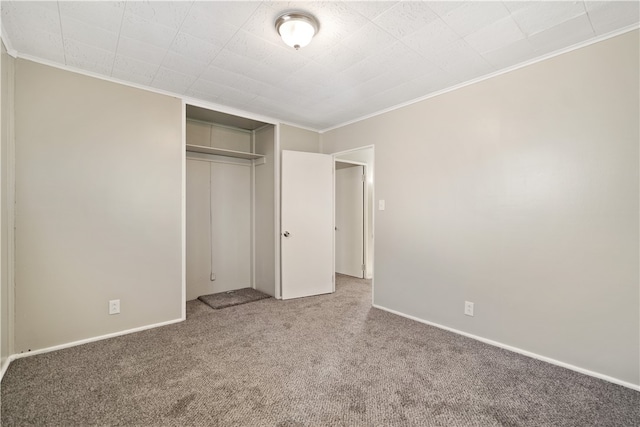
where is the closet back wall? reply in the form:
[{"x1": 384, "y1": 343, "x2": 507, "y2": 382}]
[
  {"x1": 186, "y1": 120, "x2": 252, "y2": 300},
  {"x1": 14, "y1": 60, "x2": 183, "y2": 352}
]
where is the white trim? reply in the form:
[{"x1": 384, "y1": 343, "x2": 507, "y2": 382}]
[
  {"x1": 17, "y1": 52, "x2": 178, "y2": 97},
  {"x1": 373, "y1": 304, "x2": 640, "y2": 392},
  {"x1": 331, "y1": 145, "x2": 375, "y2": 157},
  {"x1": 183, "y1": 99, "x2": 279, "y2": 128},
  {"x1": 12, "y1": 53, "x2": 283, "y2": 130},
  {"x1": 331, "y1": 158, "x2": 336, "y2": 292},
  {"x1": 6, "y1": 46, "x2": 16, "y2": 360},
  {"x1": 178, "y1": 100, "x2": 277, "y2": 128},
  {"x1": 370, "y1": 146, "x2": 375, "y2": 286},
  {"x1": 320, "y1": 25, "x2": 640, "y2": 133},
  {"x1": 0, "y1": 36, "x2": 5, "y2": 381},
  {"x1": 274, "y1": 124, "x2": 281, "y2": 300},
  {"x1": 250, "y1": 130, "x2": 256, "y2": 290},
  {"x1": 0, "y1": 30, "x2": 17, "y2": 58},
  {"x1": 333, "y1": 160, "x2": 368, "y2": 280},
  {"x1": 8, "y1": 25, "x2": 637, "y2": 135},
  {"x1": 1, "y1": 317, "x2": 184, "y2": 380},
  {"x1": 361, "y1": 164, "x2": 368, "y2": 281},
  {"x1": 277, "y1": 120, "x2": 320, "y2": 134},
  {"x1": 0, "y1": 356, "x2": 11, "y2": 380},
  {"x1": 332, "y1": 145, "x2": 375, "y2": 282},
  {"x1": 181, "y1": 102, "x2": 187, "y2": 321}
]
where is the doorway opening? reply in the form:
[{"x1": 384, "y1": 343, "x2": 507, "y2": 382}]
[
  {"x1": 335, "y1": 161, "x2": 365, "y2": 278},
  {"x1": 333, "y1": 146, "x2": 374, "y2": 281}
]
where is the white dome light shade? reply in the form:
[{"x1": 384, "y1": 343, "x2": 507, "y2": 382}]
[{"x1": 275, "y1": 13, "x2": 319, "y2": 50}]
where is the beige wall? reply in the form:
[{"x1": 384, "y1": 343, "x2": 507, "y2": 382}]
[
  {"x1": 186, "y1": 119, "x2": 251, "y2": 152},
  {"x1": 185, "y1": 121, "x2": 253, "y2": 300},
  {"x1": 279, "y1": 124, "x2": 320, "y2": 153},
  {"x1": 14, "y1": 60, "x2": 183, "y2": 352},
  {"x1": 322, "y1": 31, "x2": 640, "y2": 386},
  {"x1": 185, "y1": 158, "x2": 252, "y2": 300},
  {"x1": 1, "y1": 42, "x2": 15, "y2": 368}
]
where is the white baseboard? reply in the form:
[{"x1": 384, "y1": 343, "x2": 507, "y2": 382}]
[
  {"x1": 0, "y1": 356, "x2": 11, "y2": 380},
  {"x1": 373, "y1": 304, "x2": 640, "y2": 392},
  {"x1": 0, "y1": 317, "x2": 184, "y2": 381},
  {"x1": 3, "y1": 308, "x2": 638, "y2": 392}
]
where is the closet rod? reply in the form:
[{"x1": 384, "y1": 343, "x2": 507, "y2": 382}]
[{"x1": 186, "y1": 154, "x2": 265, "y2": 166}]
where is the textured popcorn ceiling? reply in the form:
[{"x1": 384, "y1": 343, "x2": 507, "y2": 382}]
[{"x1": 2, "y1": 1, "x2": 638, "y2": 130}]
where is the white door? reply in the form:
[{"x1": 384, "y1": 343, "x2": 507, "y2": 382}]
[
  {"x1": 281, "y1": 150, "x2": 334, "y2": 300},
  {"x1": 335, "y1": 164, "x2": 364, "y2": 278}
]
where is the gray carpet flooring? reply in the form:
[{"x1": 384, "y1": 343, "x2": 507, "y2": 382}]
[
  {"x1": 198, "y1": 287, "x2": 271, "y2": 310},
  {"x1": 1, "y1": 275, "x2": 638, "y2": 426}
]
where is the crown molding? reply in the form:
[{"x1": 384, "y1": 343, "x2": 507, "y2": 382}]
[
  {"x1": 1, "y1": 26, "x2": 18, "y2": 58},
  {"x1": 320, "y1": 25, "x2": 640, "y2": 133}
]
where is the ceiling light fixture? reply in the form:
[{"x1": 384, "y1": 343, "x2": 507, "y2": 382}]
[{"x1": 275, "y1": 12, "x2": 319, "y2": 50}]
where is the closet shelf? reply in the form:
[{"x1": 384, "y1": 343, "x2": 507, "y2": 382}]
[{"x1": 186, "y1": 144, "x2": 265, "y2": 160}]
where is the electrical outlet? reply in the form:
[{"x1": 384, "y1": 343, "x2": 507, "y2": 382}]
[
  {"x1": 109, "y1": 299, "x2": 120, "y2": 315},
  {"x1": 464, "y1": 301, "x2": 474, "y2": 317}
]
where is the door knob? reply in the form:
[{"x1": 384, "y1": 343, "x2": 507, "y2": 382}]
[{"x1": 283, "y1": 231, "x2": 290, "y2": 237}]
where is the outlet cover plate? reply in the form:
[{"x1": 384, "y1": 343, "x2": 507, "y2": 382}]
[
  {"x1": 464, "y1": 301, "x2": 474, "y2": 316},
  {"x1": 109, "y1": 299, "x2": 120, "y2": 315}
]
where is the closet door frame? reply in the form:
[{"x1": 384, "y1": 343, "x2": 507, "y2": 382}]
[{"x1": 182, "y1": 100, "x2": 280, "y2": 305}]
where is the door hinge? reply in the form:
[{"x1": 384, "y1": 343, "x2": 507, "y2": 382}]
[
  {"x1": 362, "y1": 264, "x2": 365, "y2": 271},
  {"x1": 362, "y1": 174, "x2": 366, "y2": 182}
]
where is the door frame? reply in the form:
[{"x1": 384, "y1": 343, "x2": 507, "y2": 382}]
[{"x1": 332, "y1": 145, "x2": 375, "y2": 301}]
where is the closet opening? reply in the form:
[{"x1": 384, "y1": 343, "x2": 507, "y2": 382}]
[{"x1": 185, "y1": 105, "x2": 277, "y2": 304}]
